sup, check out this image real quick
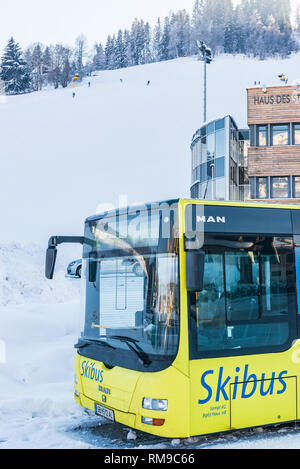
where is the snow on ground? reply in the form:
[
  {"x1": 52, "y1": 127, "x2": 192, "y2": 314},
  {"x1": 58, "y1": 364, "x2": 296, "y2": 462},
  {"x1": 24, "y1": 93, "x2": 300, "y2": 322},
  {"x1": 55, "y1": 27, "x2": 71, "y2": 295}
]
[{"x1": 2, "y1": 53, "x2": 300, "y2": 448}]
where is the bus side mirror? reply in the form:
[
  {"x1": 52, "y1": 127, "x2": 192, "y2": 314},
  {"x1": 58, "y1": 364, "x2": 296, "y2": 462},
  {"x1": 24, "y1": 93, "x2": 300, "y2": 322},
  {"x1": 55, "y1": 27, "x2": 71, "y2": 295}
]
[
  {"x1": 45, "y1": 247, "x2": 57, "y2": 280},
  {"x1": 186, "y1": 251, "x2": 205, "y2": 292}
]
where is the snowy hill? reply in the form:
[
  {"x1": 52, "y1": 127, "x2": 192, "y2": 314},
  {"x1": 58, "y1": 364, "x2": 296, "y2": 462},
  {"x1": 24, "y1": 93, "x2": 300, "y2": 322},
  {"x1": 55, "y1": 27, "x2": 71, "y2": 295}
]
[
  {"x1": 2, "y1": 53, "x2": 300, "y2": 245},
  {"x1": 2, "y1": 53, "x2": 300, "y2": 448}
]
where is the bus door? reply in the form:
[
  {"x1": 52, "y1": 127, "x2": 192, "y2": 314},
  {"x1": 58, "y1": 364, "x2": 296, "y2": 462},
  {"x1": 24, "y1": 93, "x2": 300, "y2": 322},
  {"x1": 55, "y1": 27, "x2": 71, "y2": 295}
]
[{"x1": 188, "y1": 234, "x2": 298, "y2": 436}]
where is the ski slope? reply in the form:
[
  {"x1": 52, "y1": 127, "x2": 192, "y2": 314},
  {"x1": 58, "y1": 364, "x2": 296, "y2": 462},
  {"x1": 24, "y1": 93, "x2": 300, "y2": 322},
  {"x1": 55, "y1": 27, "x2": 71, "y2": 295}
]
[
  {"x1": 1, "y1": 53, "x2": 300, "y2": 244},
  {"x1": 2, "y1": 53, "x2": 300, "y2": 449}
]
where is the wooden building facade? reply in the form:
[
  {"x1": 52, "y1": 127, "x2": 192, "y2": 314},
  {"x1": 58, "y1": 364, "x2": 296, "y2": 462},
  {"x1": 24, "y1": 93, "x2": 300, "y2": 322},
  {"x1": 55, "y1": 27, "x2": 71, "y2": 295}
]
[{"x1": 246, "y1": 86, "x2": 300, "y2": 204}]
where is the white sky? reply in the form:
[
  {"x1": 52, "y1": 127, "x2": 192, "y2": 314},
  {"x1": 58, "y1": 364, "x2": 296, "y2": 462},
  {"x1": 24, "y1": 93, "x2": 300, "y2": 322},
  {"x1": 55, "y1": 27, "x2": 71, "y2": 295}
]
[
  {"x1": 0, "y1": 0, "x2": 196, "y2": 51},
  {"x1": 1, "y1": 0, "x2": 299, "y2": 53}
]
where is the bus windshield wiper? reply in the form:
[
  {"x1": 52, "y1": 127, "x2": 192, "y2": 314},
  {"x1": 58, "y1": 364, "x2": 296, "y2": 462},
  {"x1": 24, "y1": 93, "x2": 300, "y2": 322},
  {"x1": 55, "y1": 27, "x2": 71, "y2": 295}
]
[
  {"x1": 109, "y1": 335, "x2": 152, "y2": 366},
  {"x1": 75, "y1": 339, "x2": 116, "y2": 350}
]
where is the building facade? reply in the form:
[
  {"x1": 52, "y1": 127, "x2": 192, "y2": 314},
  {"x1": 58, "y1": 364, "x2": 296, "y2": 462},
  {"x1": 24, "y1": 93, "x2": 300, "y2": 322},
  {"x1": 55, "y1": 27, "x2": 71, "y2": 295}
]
[
  {"x1": 191, "y1": 85, "x2": 300, "y2": 204},
  {"x1": 247, "y1": 86, "x2": 300, "y2": 204}
]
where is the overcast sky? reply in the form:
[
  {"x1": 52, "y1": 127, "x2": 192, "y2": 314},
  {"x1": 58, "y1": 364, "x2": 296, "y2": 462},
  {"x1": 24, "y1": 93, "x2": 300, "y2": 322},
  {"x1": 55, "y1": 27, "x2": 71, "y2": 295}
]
[
  {"x1": 1, "y1": 0, "x2": 299, "y2": 53},
  {"x1": 0, "y1": 0, "x2": 196, "y2": 51}
]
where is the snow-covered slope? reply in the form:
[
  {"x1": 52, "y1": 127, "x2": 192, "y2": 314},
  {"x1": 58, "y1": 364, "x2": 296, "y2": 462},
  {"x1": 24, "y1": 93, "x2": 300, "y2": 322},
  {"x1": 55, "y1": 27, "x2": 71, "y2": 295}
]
[
  {"x1": 1, "y1": 53, "x2": 300, "y2": 245},
  {"x1": 0, "y1": 243, "x2": 80, "y2": 306},
  {"x1": 2, "y1": 53, "x2": 300, "y2": 448}
]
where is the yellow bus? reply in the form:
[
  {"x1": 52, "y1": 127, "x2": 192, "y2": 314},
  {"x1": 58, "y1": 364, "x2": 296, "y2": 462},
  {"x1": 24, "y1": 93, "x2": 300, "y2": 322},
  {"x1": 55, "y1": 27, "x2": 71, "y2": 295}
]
[{"x1": 45, "y1": 199, "x2": 300, "y2": 439}]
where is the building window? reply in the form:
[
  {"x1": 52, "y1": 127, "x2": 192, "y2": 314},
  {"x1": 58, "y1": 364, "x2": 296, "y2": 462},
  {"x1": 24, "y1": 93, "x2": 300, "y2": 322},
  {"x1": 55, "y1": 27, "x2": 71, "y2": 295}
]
[
  {"x1": 191, "y1": 184, "x2": 199, "y2": 199},
  {"x1": 257, "y1": 177, "x2": 268, "y2": 199},
  {"x1": 207, "y1": 133, "x2": 215, "y2": 160},
  {"x1": 215, "y1": 118, "x2": 225, "y2": 131},
  {"x1": 257, "y1": 125, "x2": 268, "y2": 146},
  {"x1": 200, "y1": 162, "x2": 207, "y2": 183},
  {"x1": 271, "y1": 124, "x2": 289, "y2": 146},
  {"x1": 207, "y1": 161, "x2": 215, "y2": 180},
  {"x1": 207, "y1": 122, "x2": 215, "y2": 134},
  {"x1": 293, "y1": 124, "x2": 300, "y2": 145},
  {"x1": 293, "y1": 176, "x2": 300, "y2": 198},
  {"x1": 201, "y1": 137, "x2": 207, "y2": 163},
  {"x1": 270, "y1": 176, "x2": 290, "y2": 198},
  {"x1": 215, "y1": 178, "x2": 225, "y2": 200},
  {"x1": 215, "y1": 157, "x2": 225, "y2": 178},
  {"x1": 216, "y1": 129, "x2": 225, "y2": 158}
]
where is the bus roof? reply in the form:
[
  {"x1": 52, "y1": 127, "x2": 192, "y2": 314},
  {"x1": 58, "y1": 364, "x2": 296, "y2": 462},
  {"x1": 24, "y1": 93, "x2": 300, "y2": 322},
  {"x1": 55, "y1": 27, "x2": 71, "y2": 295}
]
[{"x1": 85, "y1": 198, "x2": 300, "y2": 223}]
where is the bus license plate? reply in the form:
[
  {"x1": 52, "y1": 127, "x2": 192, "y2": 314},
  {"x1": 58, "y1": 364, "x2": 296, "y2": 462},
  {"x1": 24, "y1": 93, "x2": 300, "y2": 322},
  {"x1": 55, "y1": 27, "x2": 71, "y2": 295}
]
[{"x1": 95, "y1": 403, "x2": 115, "y2": 422}]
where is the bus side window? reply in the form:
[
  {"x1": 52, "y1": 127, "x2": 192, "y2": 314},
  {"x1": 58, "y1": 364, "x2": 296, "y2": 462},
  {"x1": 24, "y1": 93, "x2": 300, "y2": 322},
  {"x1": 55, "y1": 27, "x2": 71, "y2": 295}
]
[{"x1": 295, "y1": 247, "x2": 300, "y2": 317}]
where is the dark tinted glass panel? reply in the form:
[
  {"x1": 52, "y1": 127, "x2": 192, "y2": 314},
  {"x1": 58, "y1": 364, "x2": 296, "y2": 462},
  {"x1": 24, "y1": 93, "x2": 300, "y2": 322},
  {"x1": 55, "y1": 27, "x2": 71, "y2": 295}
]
[
  {"x1": 186, "y1": 204, "x2": 293, "y2": 235},
  {"x1": 207, "y1": 122, "x2": 215, "y2": 134},
  {"x1": 215, "y1": 119, "x2": 225, "y2": 131},
  {"x1": 296, "y1": 247, "x2": 300, "y2": 315},
  {"x1": 201, "y1": 126, "x2": 206, "y2": 137},
  {"x1": 292, "y1": 210, "x2": 300, "y2": 234},
  {"x1": 239, "y1": 130, "x2": 249, "y2": 141},
  {"x1": 189, "y1": 236, "x2": 295, "y2": 358},
  {"x1": 250, "y1": 125, "x2": 255, "y2": 146}
]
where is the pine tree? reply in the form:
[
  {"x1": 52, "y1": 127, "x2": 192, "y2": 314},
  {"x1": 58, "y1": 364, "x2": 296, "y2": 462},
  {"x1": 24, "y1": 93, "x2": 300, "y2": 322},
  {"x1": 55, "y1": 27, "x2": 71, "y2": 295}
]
[
  {"x1": 93, "y1": 43, "x2": 105, "y2": 70},
  {"x1": 105, "y1": 35, "x2": 117, "y2": 69},
  {"x1": 0, "y1": 37, "x2": 31, "y2": 94},
  {"x1": 60, "y1": 48, "x2": 72, "y2": 87},
  {"x1": 123, "y1": 29, "x2": 133, "y2": 67},
  {"x1": 142, "y1": 22, "x2": 152, "y2": 64},
  {"x1": 152, "y1": 18, "x2": 162, "y2": 62},
  {"x1": 160, "y1": 17, "x2": 171, "y2": 61},
  {"x1": 115, "y1": 30, "x2": 127, "y2": 68}
]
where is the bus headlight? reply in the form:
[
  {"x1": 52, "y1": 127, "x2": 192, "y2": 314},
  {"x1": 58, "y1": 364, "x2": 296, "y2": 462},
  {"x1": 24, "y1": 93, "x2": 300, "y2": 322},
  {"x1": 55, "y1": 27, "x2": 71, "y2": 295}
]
[{"x1": 142, "y1": 398, "x2": 168, "y2": 411}]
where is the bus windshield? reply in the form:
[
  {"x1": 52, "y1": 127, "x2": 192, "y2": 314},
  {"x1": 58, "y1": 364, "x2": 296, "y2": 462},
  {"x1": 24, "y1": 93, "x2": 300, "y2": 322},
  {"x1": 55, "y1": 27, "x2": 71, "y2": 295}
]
[{"x1": 79, "y1": 204, "x2": 180, "y2": 372}]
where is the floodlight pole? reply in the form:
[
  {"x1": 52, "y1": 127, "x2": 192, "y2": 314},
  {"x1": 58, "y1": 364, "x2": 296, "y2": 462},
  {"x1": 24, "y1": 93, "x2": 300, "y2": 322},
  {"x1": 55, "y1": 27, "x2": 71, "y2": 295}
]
[{"x1": 197, "y1": 40, "x2": 212, "y2": 124}]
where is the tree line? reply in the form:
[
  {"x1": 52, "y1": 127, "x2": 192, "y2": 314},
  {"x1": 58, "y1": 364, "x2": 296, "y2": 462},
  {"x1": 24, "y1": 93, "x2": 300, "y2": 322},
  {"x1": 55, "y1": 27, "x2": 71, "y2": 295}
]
[{"x1": 0, "y1": 0, "x2": 298, "y2": 95}]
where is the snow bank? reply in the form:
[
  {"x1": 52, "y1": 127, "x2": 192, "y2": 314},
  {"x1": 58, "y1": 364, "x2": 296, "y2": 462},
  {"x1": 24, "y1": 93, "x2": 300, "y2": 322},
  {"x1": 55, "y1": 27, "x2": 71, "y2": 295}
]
[{"x1": 0, "y1": 243, "x2": 80, "y2": 306}]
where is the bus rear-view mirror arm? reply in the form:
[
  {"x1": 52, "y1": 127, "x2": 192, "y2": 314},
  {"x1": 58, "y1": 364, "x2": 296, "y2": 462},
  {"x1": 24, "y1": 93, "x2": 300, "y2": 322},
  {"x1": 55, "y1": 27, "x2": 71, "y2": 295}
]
[{"x1": 45, "y1": 236, "x2": 85, "y2": 280}]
